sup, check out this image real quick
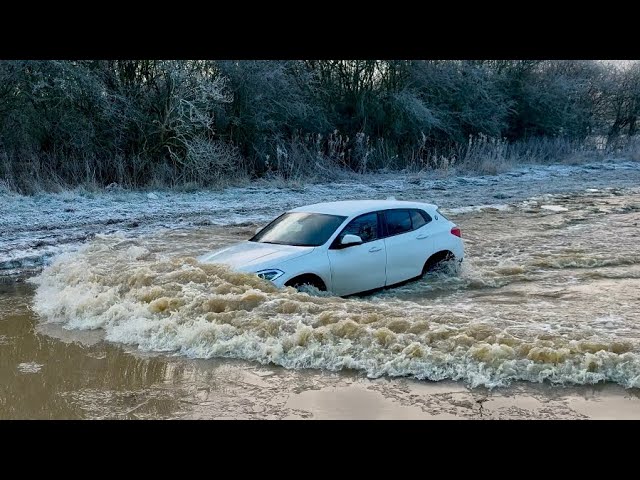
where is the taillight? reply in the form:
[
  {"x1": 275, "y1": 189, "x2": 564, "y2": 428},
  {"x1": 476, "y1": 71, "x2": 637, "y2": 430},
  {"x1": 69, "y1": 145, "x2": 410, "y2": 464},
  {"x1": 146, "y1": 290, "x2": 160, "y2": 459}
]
[{"x1": 451, "y1": 227, "x2": 461, "y2": 238}]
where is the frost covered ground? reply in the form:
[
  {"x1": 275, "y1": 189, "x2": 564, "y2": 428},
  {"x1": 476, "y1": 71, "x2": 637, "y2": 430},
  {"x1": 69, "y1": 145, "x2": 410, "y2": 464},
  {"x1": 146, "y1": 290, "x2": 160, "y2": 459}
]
[{"x1": 2, "y1": 159, "x2": 640, "y2": 279}]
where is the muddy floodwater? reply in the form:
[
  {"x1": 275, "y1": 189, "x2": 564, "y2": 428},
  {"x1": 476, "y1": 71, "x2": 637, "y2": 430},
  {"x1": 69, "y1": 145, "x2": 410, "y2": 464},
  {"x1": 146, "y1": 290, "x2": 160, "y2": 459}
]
[{"x1": 2, "y1": 160, "x2": 640, "y2": 419}]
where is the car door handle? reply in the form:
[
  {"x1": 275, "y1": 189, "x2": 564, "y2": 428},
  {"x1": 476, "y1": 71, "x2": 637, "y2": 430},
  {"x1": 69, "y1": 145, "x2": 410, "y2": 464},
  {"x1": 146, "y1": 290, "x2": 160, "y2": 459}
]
[
  {"x1": 416, "y1": 234, "x2": 429, "y2": 240},
  {"x1": 369, "y1": 246, "x2": 382, "y2": 253}
]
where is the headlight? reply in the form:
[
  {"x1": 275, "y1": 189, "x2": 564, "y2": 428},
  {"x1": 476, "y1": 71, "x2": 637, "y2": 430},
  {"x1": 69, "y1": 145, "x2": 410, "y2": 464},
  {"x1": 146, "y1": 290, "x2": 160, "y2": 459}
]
[{"x1": 256, "y1": 269, "x2": 285, "y2": 281}]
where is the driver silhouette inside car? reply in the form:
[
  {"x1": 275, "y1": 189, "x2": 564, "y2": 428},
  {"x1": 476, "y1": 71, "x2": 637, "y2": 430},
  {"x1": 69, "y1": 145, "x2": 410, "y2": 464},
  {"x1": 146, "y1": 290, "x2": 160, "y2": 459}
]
[{"x1": 358, "y1": 223, "x2": 376, "y2": 242}]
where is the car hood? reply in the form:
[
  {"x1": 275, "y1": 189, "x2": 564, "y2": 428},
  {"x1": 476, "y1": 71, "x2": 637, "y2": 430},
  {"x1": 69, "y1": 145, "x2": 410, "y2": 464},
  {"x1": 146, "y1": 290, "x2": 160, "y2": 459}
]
[{"x1": 197, "y1": 241, "x2": 314, "y2": 271}]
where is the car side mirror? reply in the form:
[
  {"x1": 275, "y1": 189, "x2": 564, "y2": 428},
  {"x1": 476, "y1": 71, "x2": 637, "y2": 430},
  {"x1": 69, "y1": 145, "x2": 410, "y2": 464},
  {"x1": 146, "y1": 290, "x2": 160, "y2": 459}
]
[{"x1": 340, "y1": 234, "x2": 363, "y2": 247}]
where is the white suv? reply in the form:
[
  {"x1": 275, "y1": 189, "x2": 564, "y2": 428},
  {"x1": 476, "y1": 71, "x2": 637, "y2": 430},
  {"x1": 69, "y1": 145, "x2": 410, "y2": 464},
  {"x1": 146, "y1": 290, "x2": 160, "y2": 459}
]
[{"x1": 198, "y1": 199, "x2": 464, "y2": 296}]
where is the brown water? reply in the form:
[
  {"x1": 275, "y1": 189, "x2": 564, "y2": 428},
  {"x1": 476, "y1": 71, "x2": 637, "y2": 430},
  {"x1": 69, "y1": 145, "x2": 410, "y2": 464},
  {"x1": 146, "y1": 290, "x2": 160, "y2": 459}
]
[{"x1": 2, "y1": 187, "x2": 640, "y2": 419}]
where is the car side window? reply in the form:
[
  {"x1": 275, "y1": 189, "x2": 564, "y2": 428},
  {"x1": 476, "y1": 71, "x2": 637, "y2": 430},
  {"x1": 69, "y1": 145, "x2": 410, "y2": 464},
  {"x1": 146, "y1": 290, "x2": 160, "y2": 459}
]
[
  {"x1": 410, "y1": 209, "x2": 431, "y2": 229},
  {"x1": 384, "y1": 209, "x2": 412, "y2": 236},
  {"x1": 337, "y1": 212, "x2": 378, "y2": 244}
]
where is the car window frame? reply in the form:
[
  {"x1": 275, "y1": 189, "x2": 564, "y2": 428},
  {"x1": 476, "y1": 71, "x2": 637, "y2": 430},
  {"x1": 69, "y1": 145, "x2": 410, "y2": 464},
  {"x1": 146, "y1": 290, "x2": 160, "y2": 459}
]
[
  {"x1": 329, "y1": 211, "x2": 383, "y2": 249},
  {"x1": 412, "y1": 208, "x2": 432, "y2": 228},
  {"x1": 380, "y1": 208, "x2": 432, "y2": 239}
]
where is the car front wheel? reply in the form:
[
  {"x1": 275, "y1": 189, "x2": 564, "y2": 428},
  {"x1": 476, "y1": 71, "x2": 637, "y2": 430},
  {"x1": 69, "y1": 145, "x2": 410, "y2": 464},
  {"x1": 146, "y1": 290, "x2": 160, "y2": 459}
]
[{"x1": 285, "y1": 274, "x2": 327, "y2": 292}]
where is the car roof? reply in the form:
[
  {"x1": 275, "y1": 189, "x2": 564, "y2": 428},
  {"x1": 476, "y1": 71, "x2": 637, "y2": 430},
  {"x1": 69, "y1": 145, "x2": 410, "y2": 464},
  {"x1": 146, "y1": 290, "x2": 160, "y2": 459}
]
[{"x1": 289, "y1": 199, "x2": 438, "y2": 217}]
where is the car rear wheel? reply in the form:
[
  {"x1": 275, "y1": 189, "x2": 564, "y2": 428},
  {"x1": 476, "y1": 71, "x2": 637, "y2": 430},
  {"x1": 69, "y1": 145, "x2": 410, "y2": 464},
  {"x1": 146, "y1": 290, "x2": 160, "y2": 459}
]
[{"x1": 422, "y1": 251, "x2": 455, "y2": 276}]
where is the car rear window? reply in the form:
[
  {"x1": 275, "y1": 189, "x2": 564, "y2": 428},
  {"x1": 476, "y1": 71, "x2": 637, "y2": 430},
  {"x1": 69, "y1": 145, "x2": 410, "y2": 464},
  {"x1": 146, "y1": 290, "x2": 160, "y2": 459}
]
[
  {"x1": 410, "y1": 209, "x2": 431, "y2": 229},
  {"x1": 384, "y1": 209, "x2": 412, "y2": 236}
]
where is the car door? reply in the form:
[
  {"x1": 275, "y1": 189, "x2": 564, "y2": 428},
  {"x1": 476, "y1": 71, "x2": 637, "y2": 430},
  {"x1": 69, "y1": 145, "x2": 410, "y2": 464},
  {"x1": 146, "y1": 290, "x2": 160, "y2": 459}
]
[
  {"x1": 382, "y1": 209, "x2": 433, "y2": 285},
  {"x1": 327, "y1": 212, "x2": 386, "y2": 296}
]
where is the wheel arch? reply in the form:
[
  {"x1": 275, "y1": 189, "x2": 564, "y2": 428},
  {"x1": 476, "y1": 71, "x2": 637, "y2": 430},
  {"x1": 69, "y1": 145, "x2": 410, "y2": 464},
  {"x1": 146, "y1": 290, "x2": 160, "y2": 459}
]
[
  {"x1": 284, "y1": 273, "x2": 327, "y2": 291},
  {"x1": 422, "y1": 250, "x2": 455, "y2": 274}
]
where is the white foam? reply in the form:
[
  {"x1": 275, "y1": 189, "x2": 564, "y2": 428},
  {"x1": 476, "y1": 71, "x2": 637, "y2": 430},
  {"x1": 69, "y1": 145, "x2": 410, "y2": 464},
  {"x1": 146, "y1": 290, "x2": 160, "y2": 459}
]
[
  {"x1": 30, "y1": 236, "x2": 640, "y2": 389},
  {"x1": 541, "y1": 205, "x2": 569, "y2": 212},
  {"x1": 17, "y1": 362, "x2": 43, "y2": 373},
  {"x1": 447, "y1": 204, "x2": 511, "y2": 214}
]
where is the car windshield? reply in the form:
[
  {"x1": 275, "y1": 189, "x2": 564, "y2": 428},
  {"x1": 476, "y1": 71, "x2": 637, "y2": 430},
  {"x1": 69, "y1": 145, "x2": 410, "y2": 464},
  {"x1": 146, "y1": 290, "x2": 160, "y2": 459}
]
[{"x1": 250, "y1": 212, "x2": 347, "y2": 247}]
